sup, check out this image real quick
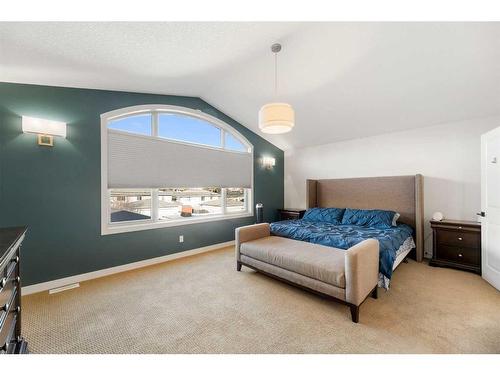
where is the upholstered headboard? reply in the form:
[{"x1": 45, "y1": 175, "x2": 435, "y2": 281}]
[{"x1": 306, "y1": 174, "x2": 424, "y2": 262}]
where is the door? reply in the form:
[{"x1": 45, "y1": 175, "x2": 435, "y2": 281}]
[{"x1": 481, "y1": 127, "x2": 500, "y2": 291}]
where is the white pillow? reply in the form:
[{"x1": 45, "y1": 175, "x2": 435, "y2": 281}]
[{"x1": 392, "y1": 213, "x2": 400, "y2": 226}]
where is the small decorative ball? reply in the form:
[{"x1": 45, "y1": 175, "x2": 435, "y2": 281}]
[{"x1": 432, "y1": 212, "x2": 444, "y2": 221}]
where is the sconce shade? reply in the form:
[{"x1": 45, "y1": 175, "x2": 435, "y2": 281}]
[
  {"x1": 262, "y1": 157, "x2": 276, "y2": 168},
  {"x1": 258, "y1": 103, "x2": 294, "y2": 134},
  {"x1": 22, "y1": 116, "x2": 67, "y2": 138}
]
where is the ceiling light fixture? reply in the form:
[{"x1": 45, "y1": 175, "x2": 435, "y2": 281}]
[{"x1": 259, "y1": 43, "x2": 295, "y2": 134}]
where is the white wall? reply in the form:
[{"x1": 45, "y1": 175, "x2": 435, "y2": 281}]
[{"x1": 285, "y1": 116, "x2": 500, "y2": 257}]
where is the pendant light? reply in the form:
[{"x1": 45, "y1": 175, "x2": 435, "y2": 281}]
[{"x1": 259, "y1": 43, "x2": 295, "y2": 134}]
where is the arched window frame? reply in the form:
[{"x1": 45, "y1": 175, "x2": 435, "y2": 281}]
[{"x1": 100, "y1": 104, "x2": 254, "y2": 235}]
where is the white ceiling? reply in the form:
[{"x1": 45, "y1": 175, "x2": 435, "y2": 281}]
[{"x1": 1, "y1": 22, "x2": 499, "y2": 150}]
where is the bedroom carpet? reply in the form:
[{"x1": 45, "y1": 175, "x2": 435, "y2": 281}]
[{"x1": 22, "y1": 246, "x2": 500, "y2": 354}]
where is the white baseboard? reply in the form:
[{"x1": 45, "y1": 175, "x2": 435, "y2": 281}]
[{"x1": 22, "y1": 240, "x2": 234, "y2": 296}]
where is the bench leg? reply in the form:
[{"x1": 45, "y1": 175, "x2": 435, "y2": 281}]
[
  {"x1": 350, "y1": 305, "x2": 359, "y2": 323},
  {"x1": 371, "y1": 286, "x2": 378, "y2": 299},
  {"x1": 236, "y1": 261, "x2": 242, "y2": 272}
]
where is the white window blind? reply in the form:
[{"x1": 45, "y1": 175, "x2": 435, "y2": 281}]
[{"x1": 108, "y1": 131, "x2": 252, "y2": 189}]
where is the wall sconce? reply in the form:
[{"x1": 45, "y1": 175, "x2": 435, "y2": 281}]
[
  {"x1": 262, "y1": 156, "x2": 276, "y2": 170},
  {"x1": 22, "y1": 116, "x2": 67, "y2": 146}
]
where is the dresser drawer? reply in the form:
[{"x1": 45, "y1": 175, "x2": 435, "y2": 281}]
[
  {"x1": 0, "y1": 288, "x2": 18, "y2": 354},
  {"x1": 436, "y1": 244, "x2": 479, "y2": 265},
  {"x1": 436, "y1": 229, "x2": 480, "y2": 249},
  {"x1": 0, "y1": 227, "x2": 27, "y2": 354},
  {"x1": 0, "y1": 287, "x2": 17, "y2": 329},
  {"x1": 0, "y1": 313, "x2": 17, "y2": 354},
  {"x1": 0, "y1": 262, "x2": 18, "y2": 309}
]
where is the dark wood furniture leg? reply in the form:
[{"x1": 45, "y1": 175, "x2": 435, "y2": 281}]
[
  {"x1": 350, "y1": 305, "x2": 359, "y2": 323},
  {"x1": 236, "y1": 261, "x2": 242, "y2": 271}
]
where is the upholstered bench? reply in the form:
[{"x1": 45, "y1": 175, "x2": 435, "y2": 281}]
[{"x1": 235, "y1": 223, "x2": 379, "y2": 323}]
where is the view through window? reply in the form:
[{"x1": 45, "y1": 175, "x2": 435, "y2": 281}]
[{"x1": 110, "y1": 187, "x2": 248, "y2": 223}]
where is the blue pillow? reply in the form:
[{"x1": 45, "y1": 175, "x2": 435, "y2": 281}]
[
  {"x1": 341, "y1": 208, "x2": 397, "y2": 229},
  {"x1": 302, "y1": 207, "x2": 345, "y2": 224}
]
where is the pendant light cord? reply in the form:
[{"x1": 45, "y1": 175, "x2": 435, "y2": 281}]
[{"x1": 274, "y1": 51, "x2": 278, "y2": 97}]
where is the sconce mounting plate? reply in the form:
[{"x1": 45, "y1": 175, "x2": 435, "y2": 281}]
[{"x1": 38, "y1": 134, "x2": 54, "y2": 147}]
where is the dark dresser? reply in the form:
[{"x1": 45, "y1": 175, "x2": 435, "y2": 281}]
[
  {"x1": 430, "y1": 220, "x2": 481, "y2": 274},
  {"x1": 0, "y1": 227, "x2": 28, "y2": 354},
  {"x1": 278, "y1": 208, "x2": 306, "y2": 221}
]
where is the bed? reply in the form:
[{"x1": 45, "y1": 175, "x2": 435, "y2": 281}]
[
  {"x1": 271, "y1": 175, "x2": 424, "y2": 288},
  {"x1": 270, "y1": 219, "x2": 414, "y2": 288}
]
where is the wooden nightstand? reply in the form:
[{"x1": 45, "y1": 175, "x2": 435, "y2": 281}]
[
  {"x1": 429, "y1": 219, "x2": 481, "y2": 274},
  {"x1": 278, "y1": 208, "x2": 306, "y2": 221}
]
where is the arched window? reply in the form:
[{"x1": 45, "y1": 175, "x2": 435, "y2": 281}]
[{"x1": 100, "y1": 105, "x2": 253, "y2": 235}]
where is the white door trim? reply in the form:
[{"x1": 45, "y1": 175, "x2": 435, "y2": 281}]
[{"x1": 481, "y1": 126, "x2": 500, "y2": 290}]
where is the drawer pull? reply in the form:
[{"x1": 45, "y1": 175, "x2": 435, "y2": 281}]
[
  {"x1": 15, "y1": 306, "x2": 21, "y2": 313},
  {"x1": 458, "y1": 226, "x2": 462, "y2": 229},
  {"x1": 0, "y1": 277, "x2": 6, "y2": 288},
  {"x1": 11, "y1": 256, "x2": 19, "y2": 264},
  {"x1": 458, "y1": 253, "x2": 463, "y2": 258},
  {"x1": 15, "y1": 276, "x2": 21, "y2": 284},
  {"x1": 458, "y1": 237, "x2": 463, "y2": 241},
  {"x1": 2, "y1": 303, "x2": 9, "y2": 312}
]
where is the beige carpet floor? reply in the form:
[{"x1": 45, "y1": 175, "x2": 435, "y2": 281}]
[{"x1": 22, "y1": 247, "x2": 500, "y2": 354}]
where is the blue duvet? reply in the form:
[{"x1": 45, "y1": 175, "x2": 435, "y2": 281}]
[{"x1": 269, "y1": 220, "x2": 414, "y2": 280}]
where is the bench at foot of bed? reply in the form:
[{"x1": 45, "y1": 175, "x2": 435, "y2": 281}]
[{"x1": 235, "y1": 223, "x2": 380, "y2": 323}]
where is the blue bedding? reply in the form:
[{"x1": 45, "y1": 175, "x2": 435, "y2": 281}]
[{"x1": 269, "y1": 220, "x2": 414, "y2": 280}]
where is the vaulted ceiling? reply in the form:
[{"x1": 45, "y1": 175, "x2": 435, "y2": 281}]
[{"x1": 1, "y1": 22, "x2": 499, "y2": 150}]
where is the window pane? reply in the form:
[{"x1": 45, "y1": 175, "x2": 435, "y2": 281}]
[
  {"x1": 109, "y1": 189, "x2": 151, "y2": 222},
  {"x1": 108, "y1": 114, "x2": 152, "y2": 136},
  {"x1": 158, "y1": 114, "x2": 221, "y2": 147},
  {"x1": 225, "y1": 132, "x2": 247, "y2": 152},
  {"x1": 158, "y1": 188, "x2": 222, "y2": 220},
  {"x1": 226, "y1": 188, "x2": 246, "y2": 213}
]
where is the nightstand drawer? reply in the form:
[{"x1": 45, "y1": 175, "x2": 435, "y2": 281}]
[
  {"x1": 436, "y1": 230, "x2": 480, "y2": 249},
  {"x1": 436, "y1": 244, "x2": 479, "y2": 265},
  {"x1": 278, "y1": 209, "x2": 306, "y2": 221},
  {"x1": 280, "y1": 212, "x2": 300, "y2": 220}
]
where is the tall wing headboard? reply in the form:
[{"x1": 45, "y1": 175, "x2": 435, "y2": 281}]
[{"x1": 306, "y1": 174, "x2": 424, "y2": 262}]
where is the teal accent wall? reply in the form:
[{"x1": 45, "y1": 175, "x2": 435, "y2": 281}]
[{"x1": 0, "y1": 82, "x2": 284, "y2": 286}]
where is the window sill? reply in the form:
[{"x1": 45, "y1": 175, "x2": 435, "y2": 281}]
[{"x1": 101, "y1": 212, "x2": 254, "y2": 235}]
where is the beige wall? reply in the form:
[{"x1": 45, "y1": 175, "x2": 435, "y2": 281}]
[{"x1": 285, "y1": 116, "x2": 500, "y2": 257}]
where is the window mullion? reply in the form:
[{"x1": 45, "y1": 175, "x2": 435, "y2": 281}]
[
  {"x1": 152, "y1": 112, "x2": 158, "y2": 137},
  {"x1": 107, "y1": 189, "x2": 112, "y2": 224},
  {"x1": 152, "y1": 189, "x2": 159, "y2": 222},
  {"x1": 222, "y1": 188, "x2": 227, "y2": 215},
  {"x1": 244, "y1": 189, "x2": 249, "y2": 213},
  {"x1": 220, "y1": 129, "x2": 225, "y2": 149}
]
